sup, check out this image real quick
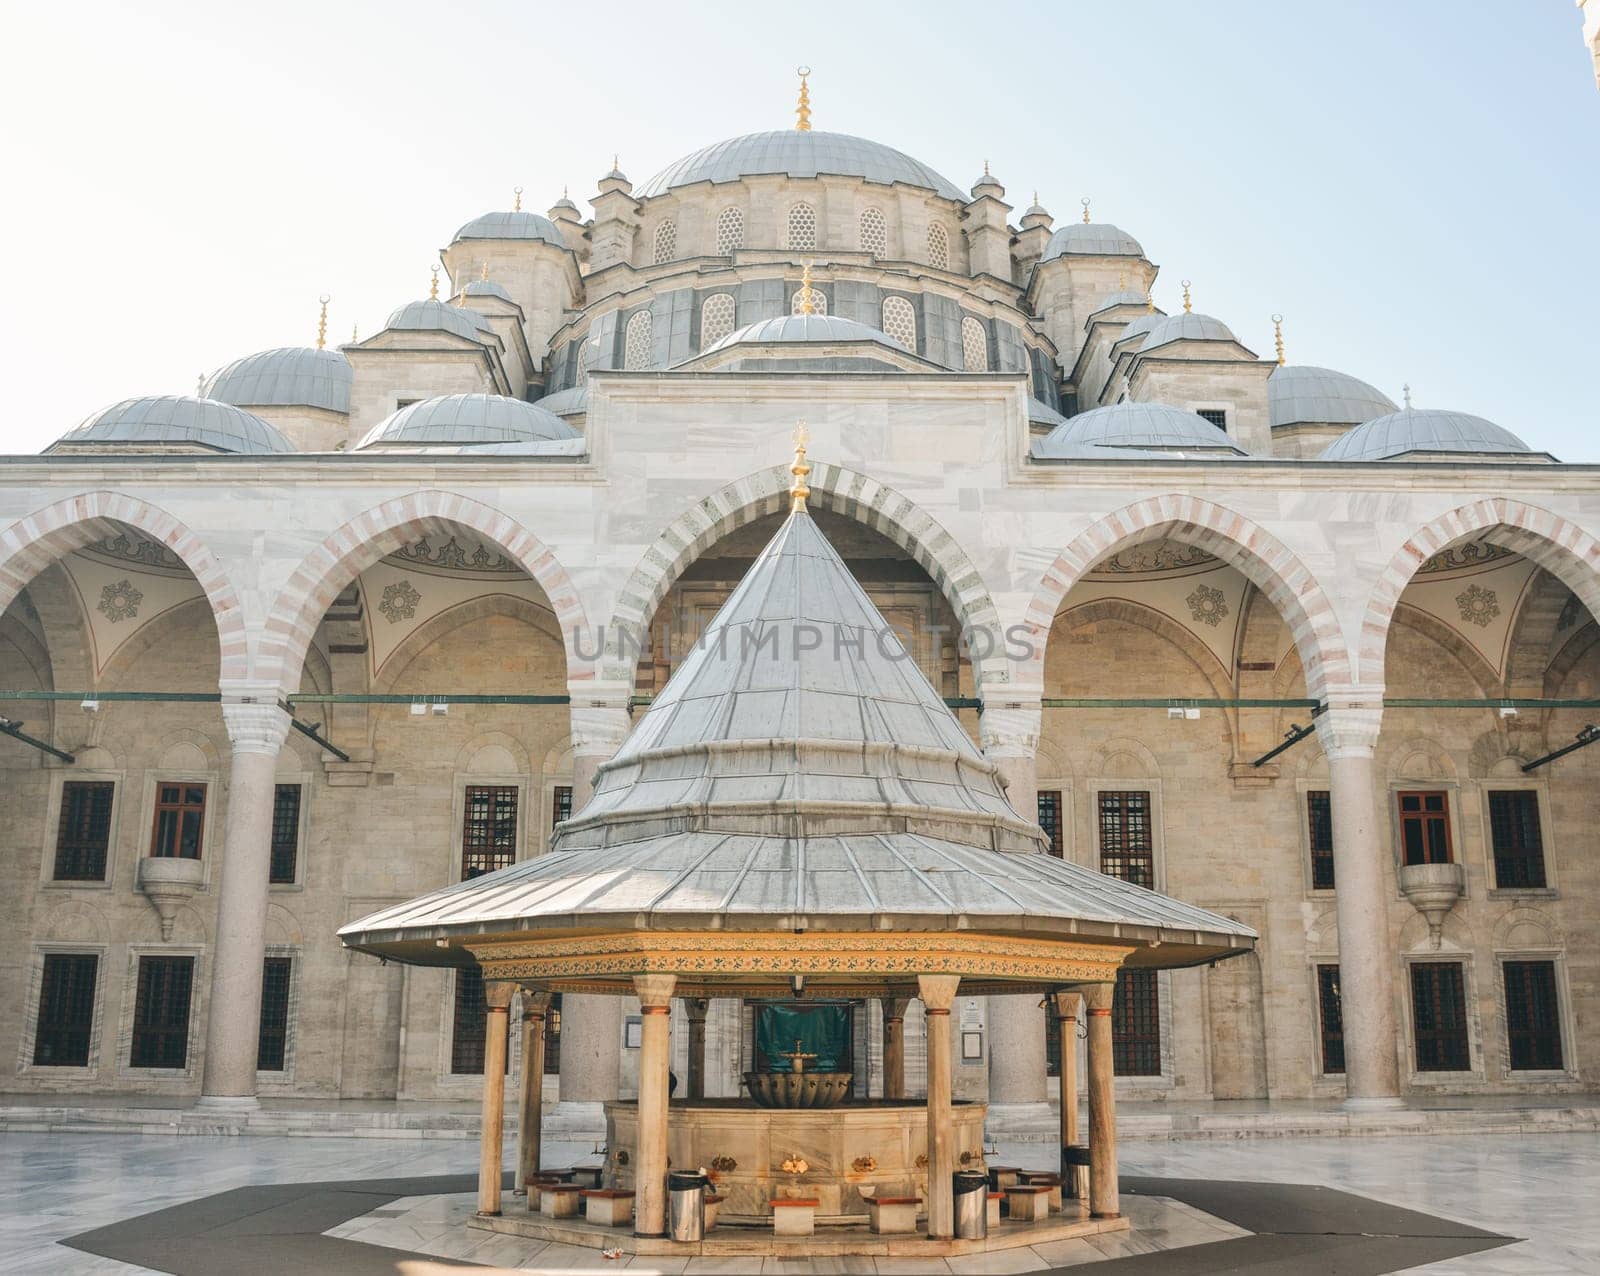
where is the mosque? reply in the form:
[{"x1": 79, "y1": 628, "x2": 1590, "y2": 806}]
[{"x1": 0, "y1": 73, "x2": 1594, "y2": 1141}]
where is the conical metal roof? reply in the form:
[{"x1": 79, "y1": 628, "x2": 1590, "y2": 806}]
[{"x1": 341, "y1": 495, "x2": 1256, "y2": 975}]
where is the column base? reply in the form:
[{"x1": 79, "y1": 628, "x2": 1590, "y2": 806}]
[
  {"x1": 543, "y1": 1100, "x2": 608, "y2": 1141},
  {"x1": 1092, "y1": 1211, "x2": 1121, "y2": 1220},
  {"x1": 194, "y1": 1095, "x2": 260, "y2": 1112},
  {"x1": 1340, "y1": 1095, "x2": 1406, "y2": 1112},
  {"x1": 984, "y1": 1101, "x2": 1057, "y2": 1139}
]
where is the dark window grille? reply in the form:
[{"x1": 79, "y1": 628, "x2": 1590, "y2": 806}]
[
  {"x1": 544, "y1": 992, "x2": 562, "y2": 1075},
  {"x1": 150, "y1": 783, "x2": 207, "y2": 859},
  {"x1": 1410, "y1": 962, "x2": 1470, "y2": 1072},
  {"x1": 1098, "y1": 791, "x2": 1154, "y2": 888},
  {"x1": 1488, "y1": 791, "x2": 1547, "y2": 889},
  {"x1": 1044, "y1": 999, "x2": 1061, "y2": 1076},
  {"x1": 33, "y1": 953, "x2": 97, "y2": 1066},
  {"x1": 1112, "y1": 969, "x2": 1161, "y2": 1076},
  {"x1": 1037, "y1": 790, "x2": 1064, "y2": 857},
  {"x1": 1196, "y1": 408, "x2": 1228, "y2": 430},
  {"x1": 461, "y1": 786, "x2": 518, "y2": 880},
  {"x1": 552, "y1": 785, "x2": 573, "y2": 834},
  {"x1": 1307, "y1": 790, "x2": 1335, "y2": 890},
  {"x1": 53, "y1": 782, "x2": 114, "y2": 881},
  {"x1": 1316, "y1": 964, "x2": 1345, "y2": 1074},
  {"x1": 1503, "y1": 960, "x2": 1563, "y2": 1071},
  {"x1": 451, "y1": 966, "x2": 508, "y2": 1075},
  {"x1": 256, "y1": 956, "x2": 292, "y2": 1071},
  {"x1": 269, "y1": 785, "x2": 302, "y2": 885},
  {"x1": 1397, "y1": 791, "x2": 1452, "y2": 865},
  {"x1": 130, "y1": 955, "x2": 194, "y2": 1069}
]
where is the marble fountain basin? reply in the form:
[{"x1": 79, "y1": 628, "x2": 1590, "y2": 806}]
[{"x1": 743, "y1": 1070, "x2": 852, "y2": 1108}]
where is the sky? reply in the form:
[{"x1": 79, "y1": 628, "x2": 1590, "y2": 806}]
[{"x1": 0, "y1": 1, "x2": 1595, "y2": 457}]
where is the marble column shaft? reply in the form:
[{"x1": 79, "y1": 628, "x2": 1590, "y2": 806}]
[
  {"x1": 633, "y1": 974, "x2": 677, "y2": 1238},
  {"x1": 479, "y1": 981, "x2": 517, "y2": 1216},
  {"x1": 1053, "y1": 989, "x2": 1084, "y2": 1199},
  {"x1": 1083, "y1": 981, "x2": 1118, "y2": 1219},
  {"x1": 516, "y1": 989, "x2": 551, "y2": 1192},
  {"x1": 919, "y1": 974, "x2": 961, "y2": 1240}
]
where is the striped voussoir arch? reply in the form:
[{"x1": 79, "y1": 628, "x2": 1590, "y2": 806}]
[
  {"x1": 1358, "y1": 498, "x2": 1600, "y2": 685},
  {"x1": 0, "y1": 491, "x2": 250, "y2": 682},
  {"x1": 604, "y1": 461, "x2": 1009, "y2": 695},
  {"x1": 257, "y1": 489, "x2": 590, "y2": 697},
  {"x1": 1018, "y1": 493, "x2": 1349, "y2": 700}
]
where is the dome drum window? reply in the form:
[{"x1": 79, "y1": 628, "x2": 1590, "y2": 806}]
[
  {"x1": 927, "y1": 223, "x2": 949, "y2": 270},
  {"x1": 715, "y1": 207, "x2": 744, "y2": 255},
  {"x1": 624, "y1": 310, "x2": 654, "y2": 371},
  {"x1": 787, "y1": 203, "x2": 817, "y2": 251},
  {"x1": 653, "y1": 221, "x2": 677, "y2": 265},
  {"x1": 881, "y1": 296, "x2": 916, "y2": 351},
  {"x1": 700, "y1": 294, "x2": 737, "y2": 349},
  {"x1": 859, "y1": 207, "x2": 887, "y2": 257},
  {"x1": 961, "y1": 316, "x2": 989, "y2": 372}
]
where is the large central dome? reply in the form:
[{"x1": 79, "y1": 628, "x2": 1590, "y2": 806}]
[{"x1": 635, "y1": 129, "x2": 967, "y2": 202}]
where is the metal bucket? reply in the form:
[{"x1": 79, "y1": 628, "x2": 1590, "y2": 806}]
[
  {"x1": 667, "y1": 1169, "x2": 707, "y2": 1242},
  {"x1": 953, "y1": 1169, "x2": 989, "y2": 1240}
]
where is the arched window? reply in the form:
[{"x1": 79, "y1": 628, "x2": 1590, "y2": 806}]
[
  {"x1": 881, "y1": 296, "x2": 916, "y2": 350},
  {"x1": 961, "y1": 316, "x2": 989, "y2": 371},
  {"x1": 715, "y1": 207, "x2": 744, "y2": 255},
  {"x1": 859, "y1": 207, "x2": 887, "y2": 257},
  {"x1": 700, "y1": 293, "x2": 737, "y2": 348},
  {"x1": 652, "y1": 221, "x2": 677, "y2": 265},
  {"x1": 791, "y1": 287, "x2": 827, "y2": 315},
  {"x1": 624, "y1": 309, "x2": 653, "y2": 370},
  {"x1": 787, "y1": 202, "x2": 817, "y2": 250},
  {"x1": 927, "y1": 222, "x2": 949, "y2": 270}
]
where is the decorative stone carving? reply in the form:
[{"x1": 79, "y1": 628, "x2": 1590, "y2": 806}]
[
  {"x1": 97, "y1": 579, "x2": 143, "y2": 623},
  {"x1": 1185, "y1": 583, "x2": 1228, "y2": 627},
  {"x1": 1455, "y1": 584, "x2": 1499, "y2": 627},
  {"x1": 378, "y1": 580, "x2": 421, "y2": 624},
  {"x1": 1398, "y1": 862, "x2": 1466, "y2": 949},
  {"x1": 136, "y1": 856, "x2": 205, "y2": 939},
  {"x1": 388, "y1": 536, "x2": 520, "y2": 575},
  {"x1": 1415, "y1": 539, "x2": 1514, "y2": 574}
]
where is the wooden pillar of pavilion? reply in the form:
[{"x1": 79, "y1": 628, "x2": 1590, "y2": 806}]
[
  {"x1": 1053, "y1": 988, "x2": 1085, "y2": 1200},
  {"x1": 515, "y1": 987, "x2": 551, "y2": 1193},
  {"x1": 1083, "y1": 980, "x2": 1119, "y2": 1219},
  {"x1": 918, "y1": 974, "x2": 961, "y2": 1239},
  {"x1": 685, "y1": 998, "x2": 710, "y2": 1100},
  {"x1": 882, "y1": 996, "x2": 909, "y2": 1100},
  {"x1": 633, "y1": 974, "x2": 678, "y2": 1237},
  {"x1": 477, "y1": 979, "x2": 517, "y2": 1215}
]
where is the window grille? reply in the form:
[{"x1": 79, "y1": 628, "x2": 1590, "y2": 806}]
[
  {"x1": 1097, "y1": 790, "x2": 1154, "y2": 888},
  {"x1": 1036, "y1": 790, "x2": 1064, "y2": 857},
  {"x1": 1503, "y1": 960, "x2": 1563, "y2": 1070},
  {"x1": 652, "y1": 220, "x2": 676, "y2": 264},
  {"x1": 791, "y1": 287, "x2": 827, "y2": 315},
  {"x1": 700, "y1": 293, "x2": 737, "y2": 348},
  {"x1": 269, "y1": 784, "x2": 301, "y2": 884},
  {"x1": 130, "y1": 955, "x2": 193, "y2": 1069},
  {"x1": 1316, "y1": 963, "x2": 1345, "y2": 1073},
  {"x1": 33, "y1": 953, "x2": 96, "y2": 1066},
  {"x1": 787, "y1": 203, "x2": 817, "y2": 250},
  {"x1": 881, "y1": 296, "x2": 916, "y2": 350},
  {"x1": 53, "y1": 781, "x2": 113, "y2": 881},
  {"x1": 624, "y1": 310, "x2": 653, "y2": 370},
  {"x1": 961, "y1": 316, "x2": 988, "y2": 371},
  {"x1": 859, "y1": 207, "x2": 887, "y2": 256},
  {"x1": 1307, "y1": 790, "x2": 1334, "y2": 890},
  {"x1": 1196, "y1": 408, "x2": 1228, "y2": 430},
  {"x1": 1112, "y1": 969, "x2": 1160, "y2": 1075},
  {"x1": 927, "y1": 222, "x2": 949, "y2": 269},
  {"x1": 461, "y1": 786, "x2": 518, "y2": 880},
  {"x1": 1488, "y1": 790, "x2": 1546, "y2": 888},
  {"x1": 1410, "y1": 962, "x2": 1470, "y2": 1071},
  {"x1": 715, "y1": 207, "x2": 744, "y2": 254},
  {"x1": 257, "y1": 956, "x2": 292, "y2": 1071}
]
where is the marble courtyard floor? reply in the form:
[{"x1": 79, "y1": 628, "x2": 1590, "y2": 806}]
[{"x1": 2, "y1": 1126, "x2": 1593, "y2": 1275}]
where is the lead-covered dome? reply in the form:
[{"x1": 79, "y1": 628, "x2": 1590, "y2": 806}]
[
  {"x1": 1138, "y1": 312, "x2": 1238, "y2": 352},
  {"x1": 1318, "y1": 408, "x2": 1537, "y2": 462},
  {"x1": 53, "y1": 395, "x2": 294, "y2": 455},
  {"x1": 1041, "y1": 222, "x2": 1145, "y2": 260},
  {"x1": 381, "y1": 299, "x2": 495, "y2": 342},
  {"x1": 703, "y1": 313, "x2": 908, "y2": 357},
  {"x1": 1269, "y1": 365, "x2": 1396, "y2": 429},
  {"x1": 635, "y1": 130, "x2": 966, "y2": 202},
  {"x1": 451, "y1": 209, "x2": 568, "y2": 248},
  {"x1": 202, "y1": 347, "x2": 352, "y2": 414},
  {"x1": 1032, "y1": 401, "x2": 1247, "y2": 457},
  {"x1": 536, "y1": 385, "x2": 589, "y2": 418},
  {"x1": 355, "y1": 394, "x2": 577, "y2": 450}
]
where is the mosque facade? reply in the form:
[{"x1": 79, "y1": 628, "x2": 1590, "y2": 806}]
[{"x1": 1, "y1": 79, "x2": 1595, "y2": 1129}]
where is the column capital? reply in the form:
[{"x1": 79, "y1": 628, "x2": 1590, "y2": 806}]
[
  {"x1": 485, "y1": 979, "x2": 517, "y2": 1011},
  {"x1": 218, "y1": 695, "x2": 291, "y2": 756},
  {"x1": 1314, "y1": 696, "x2": 1385, "y2": 760},
  {"x1": 568, "y1": 689, "x2": 633, "y2": 759},
  {"x1": 684, "y1": 997, "x2": 710, "y2": 1022},
  {"x1": 520, "y1": 987, "x2": 552, "y2": 1018},
  {"x1": 1052, "y1": 988, "x2": 1082, "y2": 1019},
  {"x1": 633, "y1": 973, "x2": 677, "y2": 1008},
  {"x1": 1081, "y1": 980, "x2": 1115, "y2": 1013},
  {"x1": 917, "y1": 973, "x2": 961, "y2": 1011},
  {"x1": 978, "y1": 697, "x2": 1042, "y2": 755}
]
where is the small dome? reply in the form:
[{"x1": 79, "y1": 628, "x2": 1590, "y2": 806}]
[
  {"x1": 636, "y1": 130, "x2": 966, "y2": 202},
  {"x1": 1041, "y1": 222, "x2": 1145, "y2": 260},
  {"x1": 203, "y1": 346, "x2": 352, "y2": 414},
  {"x1": 451, "y1": 209, "x2": 568, "y2": 248},
  {"x1": 702, "y1": 313, "x2": 909, "y2": 357},
  {"x1": 54, "y1": 395, "x2": 294, "y2": 455},
  {"x1": 1117, "y1": 310, "x2": 1166, "y2": 344},
  {"x1": 454, "y1": 280, "x2": 515, "y2": 304},
  {"x1": 1086, "y1": 291, "x2": 1150, "y2": 325},
  {"x1": 1138, "y1": 312, "x2": 1238, "y2": 353},
  {"x1": 1269, "y1": 365, "x2": 1397, "y2": 429},
  {"x1": 1027, "y1": 397, "x2": 1068, "y2": 429},
  {"x1": 970, "y1": 169, "x2": 1004, "y2": 197},
  {"x1": 1318, "y1": 408, "x2": 1535, "y2": 462},
  {"x1": 549, "y1": 193, "x2": 580, "y2": 216},
  {"x1": 381, "y1": 299, "x2": 495, "y2": 343},
  {"x1": 355, "y1": 394, "x2": 578, "y2": 450},
  {"x1": 1032, "y1": 401, "x2": 1246, "y2": 457},
  {"x1": 536, "y1": 385, "x2": 589, "y2": 417}
]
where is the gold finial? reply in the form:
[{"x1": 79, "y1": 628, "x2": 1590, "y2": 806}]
[
  {"x1": 1181, "y1": 279, "x2": 1192, "y2": 313},
  {"x1": 1033, "y1": 190, "x2": 1039, "y2": 205},
  {"x1": 1117, "y1": 270, "x2": 1127, "y2": 292},
  {"x1": 798, "y1": 261, "x2": 817, "y2": 315},
  {"x1": 351, "y1": 321, "x2": 359, "y2": 343},
  {"x1": 480, "y1": 260, "x2": 490, "y2": 283},
  {"x1": 1081, "y1": 197, "x2": 1091, "y2": 224},
  {"x1": 612, "y1": 153, "x2": 619, "y2": 172},
  {"x1": 790, "y1": 421, "x2": 812, "y2": 512},
  {"x1": 983, "y1": 159, "x2": 990, "y2": 177},
  {"x1": 513, "y1": 185, "x2": 523, "y2": 212},
  {"x1": 429, "y1": 264, "x2": 440, "y2": 300},
  {"x1": 1403, "y1": 383, "x2": 1412, "y2": 409},
  {"x1": 795, "y1": 66, "x2": 812, "y2": 131},
  {"x1": 1272, "y1": 313, "x2": 1285, "y2": 367},
  {"x1": 1147, "y1": 290, "x2": 1156, "y2": 314},
  {"x1": 316, "y1": 294, "x2": 330, "y2": 350}
]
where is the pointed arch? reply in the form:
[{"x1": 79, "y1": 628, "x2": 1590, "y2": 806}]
[
  {"x1": 1019, "y1": 494, "x2": 1348, "y2": 699},
  {"x1": 605, "y1": 462, "x2": 1006, "y2": 694},
  {"x1": 258, "y1": 490, "x2": 588, "y2": 698},
  {"x1": 1359, "y1": 499, "x2": 1600, "y2": 684},
  {"x1": 0, "y1": 491, "x2": 247, "y2": 682}
]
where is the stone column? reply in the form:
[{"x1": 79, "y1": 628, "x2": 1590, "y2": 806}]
[
  {"x1": 1083, "y1": 981, "x2": 1118, "y2": 1219},
  {"x1": 478, "y1": 979, "x2": 517, "y2": 1216},
  {"x1": 882, "y1": 997, "x2": 909, "y2": 1100},
  {"x1": 554, "y1": 693, "x2": 633, "y2": 1134},
  {"x1": 685, "y1": 998, "x2": 709, "y2": 1100},
  {"x1": 516, "y1": 988, "x2": 552, "y2": 1192},
  {"x1": 198, "y1": 694, "x2": 291, "y2": 1107},
  {"x1": 1316, "y1": 702, "x2": 1403, "y2": 1109},
  {"x1": 1052, "y1": 989, "x2": 1085, "y2": 1200},
  {"x1": 633, "y1": 974, "x2": 677, "y2": 1238},
  {"x1": 918, "y1": 973, "x2": 961, "y2": 1240}
]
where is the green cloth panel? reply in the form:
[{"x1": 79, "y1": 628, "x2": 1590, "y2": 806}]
[{"x1": 755, "y1": 1002, "x2": 850, "y2": 1072}]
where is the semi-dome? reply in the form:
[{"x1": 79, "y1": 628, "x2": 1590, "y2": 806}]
[
  {"x1": 1318, "y1": 408, "x2": 1536, "y2": 462},
  {"x1": 1032, "y1": 401, "x2": 1247, "y2": 457},
  {"x1": 536, "y1": 385, "x2": 589, "y2": 418},
  {"x1": 381, "y1": 298, "x2": 495, "y2": 343},
  {"x1": 355, "y1": 394, "x2": 577, "y2": 450},
  {"x1": 202, "y1": 346, "x2": 352, "y2": 414},
  {"x1": 635, "y1": 130, "x2": 966, "y2": 202},
  {"x1": 1041, "y1": 222, "x2": 1145, "y2": 260},
  {"x1": 451, "y1": 209, "x2": 568, "y2": 248},
  {"x1": 1138, "y1": 312, "x2": 1238, "y2": 353},
  {"x1": 53, "y1": 395, "x2": 294, "y2": 455},
  {"x1": 703, "y1": 313, "x2": 909, "y2": 357},
  {"x1": 1269, "y1": 365, "x2": 1397, "y2": 429}
]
